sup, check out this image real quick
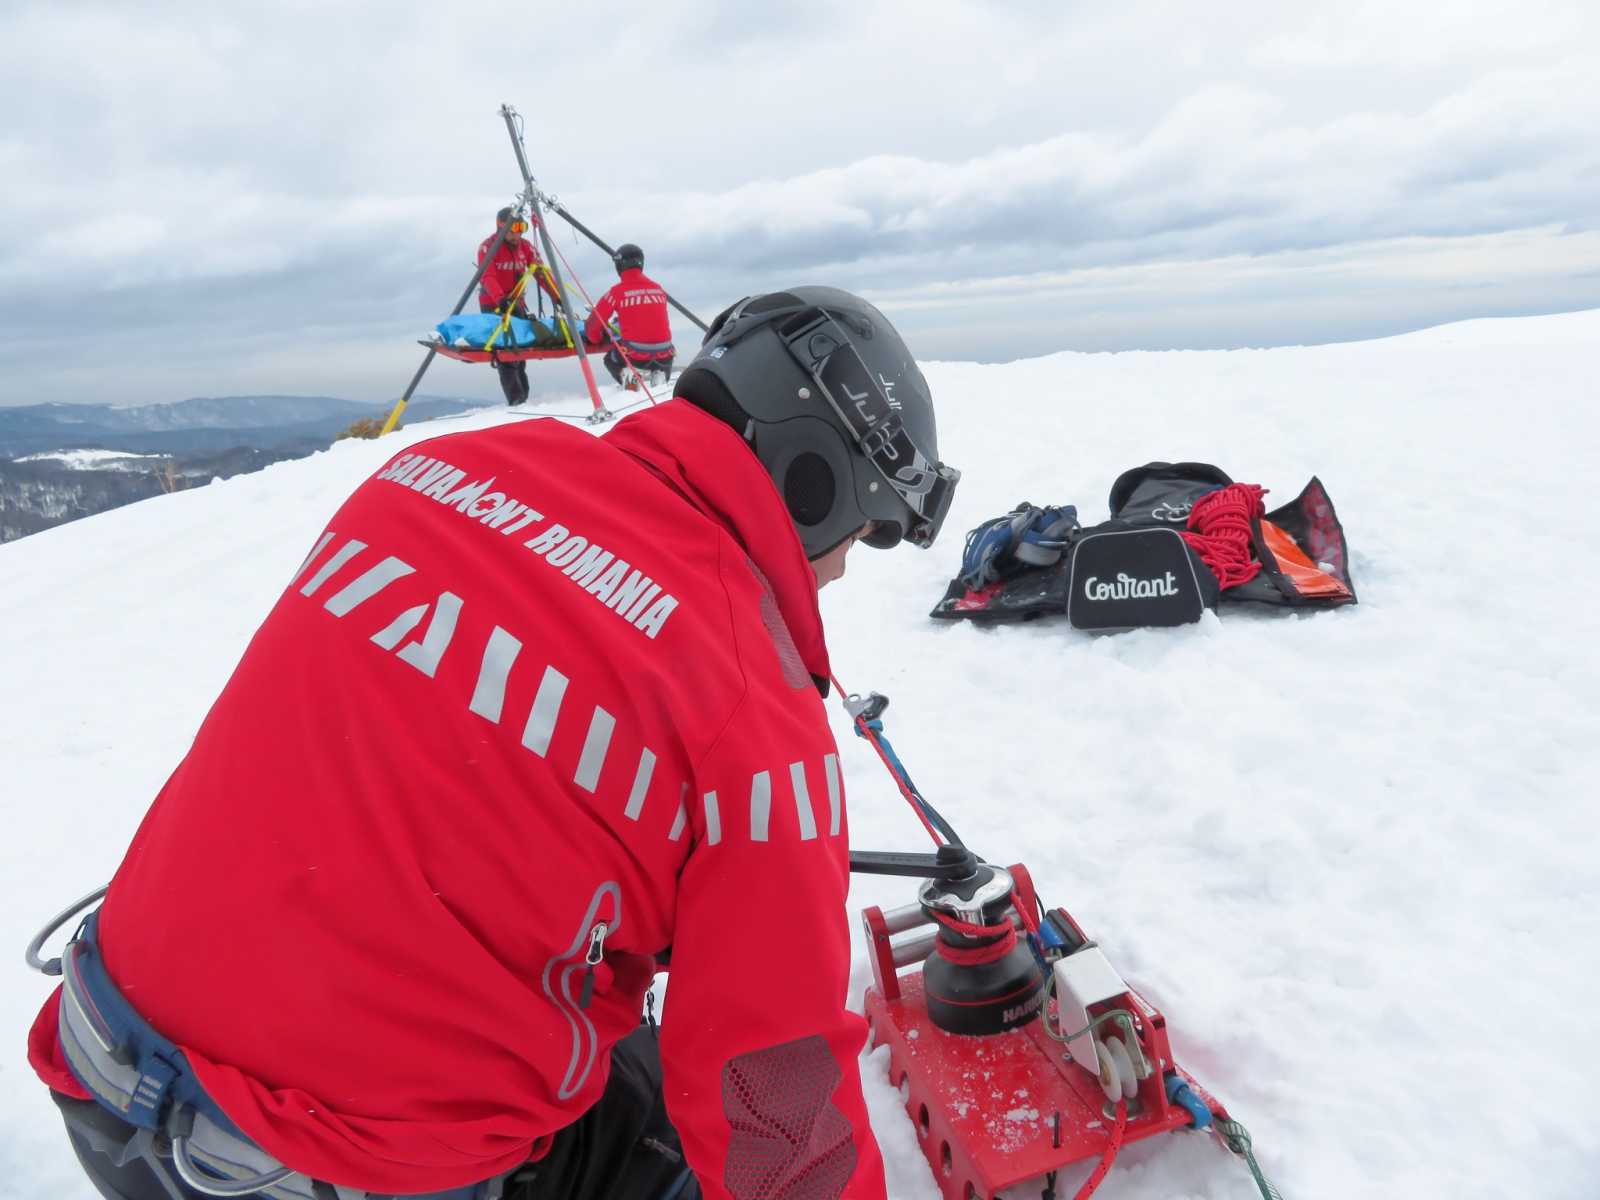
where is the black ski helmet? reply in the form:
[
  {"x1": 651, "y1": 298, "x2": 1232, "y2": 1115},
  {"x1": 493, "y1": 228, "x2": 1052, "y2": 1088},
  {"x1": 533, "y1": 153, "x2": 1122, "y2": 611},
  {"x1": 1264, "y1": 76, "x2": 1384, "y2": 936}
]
[
  {"x1": 613, "y1": 243, "x2": 645, "y2": 274},
  {"x1": 674, "y1": 286, "x2": 960, "y2": 558}
]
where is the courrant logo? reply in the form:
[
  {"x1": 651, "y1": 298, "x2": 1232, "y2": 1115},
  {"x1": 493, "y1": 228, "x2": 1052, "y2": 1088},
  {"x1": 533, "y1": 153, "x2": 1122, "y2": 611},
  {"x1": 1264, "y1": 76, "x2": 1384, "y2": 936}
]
[{"x1": 1083, "y1": 572, "x2": 1181, "y2": 602}]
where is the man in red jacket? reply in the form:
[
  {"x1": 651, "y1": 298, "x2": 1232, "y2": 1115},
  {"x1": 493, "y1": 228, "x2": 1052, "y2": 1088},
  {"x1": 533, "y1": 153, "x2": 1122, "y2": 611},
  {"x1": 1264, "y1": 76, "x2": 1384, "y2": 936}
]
[
  {"x1": 26, "y1": 286, "x2": 960, "y2": 1200},
  {"x1": 583, "y1": 243, "x2": 676, "y2": 389},
  {"x1": 477, "y1": 207, "x2": 562, "y2": 407}
]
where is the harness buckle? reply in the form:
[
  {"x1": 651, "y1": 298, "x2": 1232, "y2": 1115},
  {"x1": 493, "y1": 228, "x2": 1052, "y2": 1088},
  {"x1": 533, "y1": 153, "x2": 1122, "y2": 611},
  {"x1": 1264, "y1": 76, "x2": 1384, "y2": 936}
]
[{"x1": 128, "y1": 1053, "x2": 179, "y2": 1125}]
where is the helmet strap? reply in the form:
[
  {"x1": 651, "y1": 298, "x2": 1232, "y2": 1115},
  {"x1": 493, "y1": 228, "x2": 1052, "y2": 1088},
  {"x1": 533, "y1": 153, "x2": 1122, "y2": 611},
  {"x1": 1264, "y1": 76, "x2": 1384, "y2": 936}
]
[{"x1": 776, "y1": 310, "x2": 960, "y2": 548}]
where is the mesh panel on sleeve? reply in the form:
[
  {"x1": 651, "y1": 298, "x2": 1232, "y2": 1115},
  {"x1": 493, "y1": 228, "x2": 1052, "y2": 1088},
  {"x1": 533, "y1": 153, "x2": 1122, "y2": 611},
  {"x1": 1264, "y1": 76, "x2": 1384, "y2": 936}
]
[
  {"x1": 745, "y1": 558, "x2": 811, "y2": 690},
  {"x1": 721, "y1": 1035, "x2": 857, "y2": 1200}
]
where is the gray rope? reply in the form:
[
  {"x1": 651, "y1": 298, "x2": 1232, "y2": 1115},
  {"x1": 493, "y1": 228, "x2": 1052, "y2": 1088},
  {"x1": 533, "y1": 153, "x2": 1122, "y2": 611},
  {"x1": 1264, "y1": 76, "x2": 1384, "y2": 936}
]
[
  {"x1": 1037, "y1": 954, "x2": 1284, "y2": 1198},
  {"x1": 1216, "y1": 1119, "x2": 1283, "y2": 1200}
]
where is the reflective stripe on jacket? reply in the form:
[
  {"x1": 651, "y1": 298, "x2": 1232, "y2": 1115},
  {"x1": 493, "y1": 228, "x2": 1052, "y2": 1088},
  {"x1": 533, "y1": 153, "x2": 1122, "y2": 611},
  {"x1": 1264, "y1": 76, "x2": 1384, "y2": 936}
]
[
  {"x1": 477, "y1": 233, "x2": 559, "y2": 308},
  {"x1": 584, "y1": 268, "x2": 674, "y2": 354},
  {"x1": 29, "y1": 399, "x2": 886, "y2": 1200}
]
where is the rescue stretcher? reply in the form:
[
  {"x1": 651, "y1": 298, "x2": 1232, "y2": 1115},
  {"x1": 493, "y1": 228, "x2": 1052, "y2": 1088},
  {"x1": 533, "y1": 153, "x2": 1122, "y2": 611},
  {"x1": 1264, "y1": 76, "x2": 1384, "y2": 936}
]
[{"x1": 419, "y1": 335, "x2": 604, "y2": 364}]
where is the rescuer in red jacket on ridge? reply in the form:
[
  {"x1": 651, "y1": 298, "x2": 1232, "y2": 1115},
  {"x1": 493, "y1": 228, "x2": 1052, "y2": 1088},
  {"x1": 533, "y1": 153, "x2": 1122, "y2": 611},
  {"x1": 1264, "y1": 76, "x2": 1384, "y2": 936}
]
[
  {"x1": 583, "y1": 243, "x2": 676, "y2": 388},
  {"x1": 478, "y1": 206, "x2": 562, "y2": 408},
  {"x1": 26, "y1": 286, "x2": 961, "y2": 1200}
]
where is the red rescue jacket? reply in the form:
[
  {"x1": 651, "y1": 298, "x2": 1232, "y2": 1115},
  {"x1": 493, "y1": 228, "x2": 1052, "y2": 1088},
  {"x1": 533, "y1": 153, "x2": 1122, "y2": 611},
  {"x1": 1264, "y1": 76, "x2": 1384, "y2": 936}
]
[
  {"x1": 477, "y1": 232, "x2": 560, "y2": 309},
  {"x1": 27, "y1": 400, "x2": 886, "y2": 1199},
  {"x1": 584, "y1": 268, "x2": 675, "y2": 359}
]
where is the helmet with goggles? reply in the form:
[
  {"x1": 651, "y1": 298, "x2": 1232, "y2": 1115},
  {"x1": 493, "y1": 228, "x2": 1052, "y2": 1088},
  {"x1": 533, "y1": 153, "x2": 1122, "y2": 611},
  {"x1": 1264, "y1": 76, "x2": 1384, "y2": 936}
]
[
  {"x1": 495, "y1": 206, "x2": 529, "y2": 235},
  {"x1": 674, "y1": 286, "x2": 960, "y2": 558}
]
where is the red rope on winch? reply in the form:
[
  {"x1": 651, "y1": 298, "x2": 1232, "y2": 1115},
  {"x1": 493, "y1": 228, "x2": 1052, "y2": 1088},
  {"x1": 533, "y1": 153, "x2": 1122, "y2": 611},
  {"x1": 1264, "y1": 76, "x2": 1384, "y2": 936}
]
[
  {"x1": 926, "y1": 908, "x2": 1017, "y2": 965},
  {"x1": 1180, "y1": 483, "x2": 1268, "y2": 589},
  {"x1": 1073, "y1": 1097, "x2": 1127, "y2": 1200},
  {"x1": 1010, "y1": 888, "x2": 1041, "y2": 936}
]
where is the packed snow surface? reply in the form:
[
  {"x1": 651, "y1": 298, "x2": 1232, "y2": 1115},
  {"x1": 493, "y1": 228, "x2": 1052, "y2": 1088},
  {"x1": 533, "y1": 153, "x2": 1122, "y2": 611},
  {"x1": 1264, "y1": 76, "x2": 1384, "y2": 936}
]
[
  {"x1": 4, "y1": 312, "x2": 1599, "y2": 1199},
  {"x1": 12, "y1": 448, "x2": 164, "y2": 468}
]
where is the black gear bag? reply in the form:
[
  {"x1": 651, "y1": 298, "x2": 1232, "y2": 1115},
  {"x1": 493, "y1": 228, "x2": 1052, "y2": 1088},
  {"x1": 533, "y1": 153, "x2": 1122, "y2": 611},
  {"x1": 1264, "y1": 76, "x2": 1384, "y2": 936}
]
[
  {"x1": 1063, "y1": 524, "x2": 1219, "y2": 630},
  {"x1": 1106, "y1": 462, "x2": 1356, "y2": 608},
  {"x1": 930, "y1": 461, "x2": 1354, "y2": 630},
  {"x1": 930, "y1": 512, "x2": 1219, "y2": 631}
]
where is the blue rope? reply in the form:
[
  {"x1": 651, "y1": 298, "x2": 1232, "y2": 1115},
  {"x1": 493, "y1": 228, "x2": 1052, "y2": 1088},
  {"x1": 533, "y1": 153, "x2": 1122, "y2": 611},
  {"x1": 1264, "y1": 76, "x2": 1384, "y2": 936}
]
[
  {"x1": 853, "y1": 718, "x2": 964, "y2": 846},
  {"x1": 857, "y1": 719, "x2": 916, "y2": 793}
]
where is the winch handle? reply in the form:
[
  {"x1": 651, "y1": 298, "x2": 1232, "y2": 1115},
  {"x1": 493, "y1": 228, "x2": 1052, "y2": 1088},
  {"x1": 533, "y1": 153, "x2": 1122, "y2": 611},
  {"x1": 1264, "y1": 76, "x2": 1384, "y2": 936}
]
[
  {"x1": 849, "y1": 845, "x2": 978, "y2": 880},
  {"x1": 24, "y1": 884, "x2": 108, "y2": 976}
]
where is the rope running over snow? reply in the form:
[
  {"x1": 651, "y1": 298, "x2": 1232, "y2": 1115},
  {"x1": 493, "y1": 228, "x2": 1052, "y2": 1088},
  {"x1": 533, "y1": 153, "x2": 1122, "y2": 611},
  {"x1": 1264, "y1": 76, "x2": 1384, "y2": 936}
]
[
  {"x1": 1072, "y1": 1098, "x2": 1127, "y2": 1199},
  {"x1": 1217, "y1": 1119, "x2": 1284, "y2": 1200}
]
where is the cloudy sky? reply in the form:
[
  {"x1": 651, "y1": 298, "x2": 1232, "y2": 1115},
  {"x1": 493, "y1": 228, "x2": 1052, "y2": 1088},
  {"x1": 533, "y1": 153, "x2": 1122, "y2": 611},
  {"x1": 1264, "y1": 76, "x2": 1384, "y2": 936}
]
[{"x1": 1, "y1": 0, "x2": 1596, "y2": 407}]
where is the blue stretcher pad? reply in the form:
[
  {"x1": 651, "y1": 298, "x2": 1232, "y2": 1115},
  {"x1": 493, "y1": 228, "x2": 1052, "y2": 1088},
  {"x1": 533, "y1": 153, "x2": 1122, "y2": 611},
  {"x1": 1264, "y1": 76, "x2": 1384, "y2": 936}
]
[{"x1": 436, "y1": 313, "x2": 564, "y2": 349}]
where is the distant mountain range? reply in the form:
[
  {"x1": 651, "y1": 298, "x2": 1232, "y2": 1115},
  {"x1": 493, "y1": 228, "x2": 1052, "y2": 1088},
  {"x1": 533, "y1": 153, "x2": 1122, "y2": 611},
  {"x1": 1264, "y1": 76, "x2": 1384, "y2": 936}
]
[
  {"x1": 0, "y1": 393, "x2": 497, "y2": 543},
  {"x1": 0, "y1": 394, "x2": 494, "y2": 458}
]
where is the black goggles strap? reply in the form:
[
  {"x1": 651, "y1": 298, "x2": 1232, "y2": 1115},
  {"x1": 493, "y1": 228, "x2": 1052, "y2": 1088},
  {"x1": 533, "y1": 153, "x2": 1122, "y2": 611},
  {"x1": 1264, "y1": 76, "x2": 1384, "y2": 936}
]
[{"x1": 776, "y1": 309, "x2": 959, "y2": 548}]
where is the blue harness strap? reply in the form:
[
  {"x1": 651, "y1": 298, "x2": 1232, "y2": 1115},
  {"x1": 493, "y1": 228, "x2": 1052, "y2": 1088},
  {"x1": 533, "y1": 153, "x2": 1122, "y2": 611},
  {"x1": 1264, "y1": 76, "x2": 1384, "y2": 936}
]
[
  {"x1": 54, "y1": 912, "x2": 503, "y2": 1200},
  {"x1": 58, "y1": 913, "x2": 237, "y2": 1135},
  {"x1": 616, "y1": 336, "x2": 675, "y2": 355}
]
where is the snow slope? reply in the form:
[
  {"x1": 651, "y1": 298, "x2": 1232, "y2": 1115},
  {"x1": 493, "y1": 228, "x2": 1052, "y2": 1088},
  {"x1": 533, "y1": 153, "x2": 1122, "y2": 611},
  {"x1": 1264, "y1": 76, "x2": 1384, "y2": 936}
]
[
  {"x1": 3, "y1": 312, "x2": 1598, "y2": 1199},
  {"x1": 12, "y1": 449, "x2": 164, "y2": 469}
]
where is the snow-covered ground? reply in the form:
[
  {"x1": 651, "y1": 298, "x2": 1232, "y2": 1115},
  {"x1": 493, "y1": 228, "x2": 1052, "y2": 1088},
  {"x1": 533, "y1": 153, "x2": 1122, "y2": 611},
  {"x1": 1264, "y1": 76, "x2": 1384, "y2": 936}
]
[
  {"x1": 3, "y1": 312, "x2": 1598, "y2": 1199},
  {"x1": 11, "y1": 448, "x2": 165, "y2": 469}
]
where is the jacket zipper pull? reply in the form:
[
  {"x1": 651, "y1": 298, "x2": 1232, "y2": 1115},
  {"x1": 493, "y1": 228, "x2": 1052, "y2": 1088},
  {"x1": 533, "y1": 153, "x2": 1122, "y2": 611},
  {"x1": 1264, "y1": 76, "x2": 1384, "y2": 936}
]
[{"x1": 578, "y1": 922, "x2": 608, "y2": 1011}]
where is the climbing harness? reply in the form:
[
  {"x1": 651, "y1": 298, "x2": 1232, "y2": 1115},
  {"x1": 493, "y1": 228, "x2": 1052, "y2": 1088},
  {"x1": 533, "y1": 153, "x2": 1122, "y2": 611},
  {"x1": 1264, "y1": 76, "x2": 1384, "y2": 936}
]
[
  {"x1": 28, "y1": 906, "x2": 505, "y2": 1199},
  {"x1": 958, "y1": 503, "x2": 1081, "y2": 590}
]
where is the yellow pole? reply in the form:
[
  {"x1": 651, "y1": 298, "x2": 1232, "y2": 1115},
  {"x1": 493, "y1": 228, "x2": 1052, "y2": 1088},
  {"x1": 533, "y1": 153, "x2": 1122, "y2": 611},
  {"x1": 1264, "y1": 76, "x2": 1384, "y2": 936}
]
[
  {"x1": 379, "y1": 395, "x2": 409, "y2": 436},
  {"x1": 380, "y1": 345, "x2": 442, "y2": 435}
]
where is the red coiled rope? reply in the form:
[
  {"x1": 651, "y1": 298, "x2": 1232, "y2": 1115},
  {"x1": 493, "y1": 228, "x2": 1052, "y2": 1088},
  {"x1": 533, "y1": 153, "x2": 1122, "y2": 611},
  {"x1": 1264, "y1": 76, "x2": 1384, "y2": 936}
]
[
  {"x1": 1180, "y1": 483, "x2": 1267, "y2": 589},
  {"x1": 926, "y1": 908, "x2": 1018, "y2": 965}
]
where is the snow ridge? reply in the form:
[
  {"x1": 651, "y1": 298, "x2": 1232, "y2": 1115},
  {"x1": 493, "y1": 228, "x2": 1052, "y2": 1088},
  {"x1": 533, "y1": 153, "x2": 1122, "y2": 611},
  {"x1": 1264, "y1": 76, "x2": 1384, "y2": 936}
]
[{"x1": 3, "y1": 312, "x2": 1598, "y2": 1199}]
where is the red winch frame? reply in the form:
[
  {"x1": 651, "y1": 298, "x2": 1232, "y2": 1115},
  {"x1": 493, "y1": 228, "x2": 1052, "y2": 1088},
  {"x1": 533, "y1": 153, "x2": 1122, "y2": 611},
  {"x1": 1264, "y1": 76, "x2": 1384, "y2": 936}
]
[
  {"x1": 861, "y1": 865, "x2": 1229, "y2": 1200},
  {"x1": 419, "y1": 336, "x2": 603, "y2": 364}
]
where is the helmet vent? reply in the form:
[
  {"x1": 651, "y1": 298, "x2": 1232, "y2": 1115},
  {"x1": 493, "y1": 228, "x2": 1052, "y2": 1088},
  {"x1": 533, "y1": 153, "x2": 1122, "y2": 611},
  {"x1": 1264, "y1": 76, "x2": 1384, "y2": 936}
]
[
  {"x1": 779, "y1": 308, "x2": 824, "y2": 338},
  {"x1": 783, "y1": 453, "x2": 835, "y2": 527},
  {"x1": 745, "y1": 292, "x2": 804, "y2": 315}
]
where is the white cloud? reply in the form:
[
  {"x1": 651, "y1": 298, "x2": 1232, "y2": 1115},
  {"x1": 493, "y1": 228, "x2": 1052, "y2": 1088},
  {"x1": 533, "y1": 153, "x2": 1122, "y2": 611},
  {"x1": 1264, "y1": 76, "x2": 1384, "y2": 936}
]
[{"x1": 0, "y1": 0, "x2": 1596, "y2": 404}]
